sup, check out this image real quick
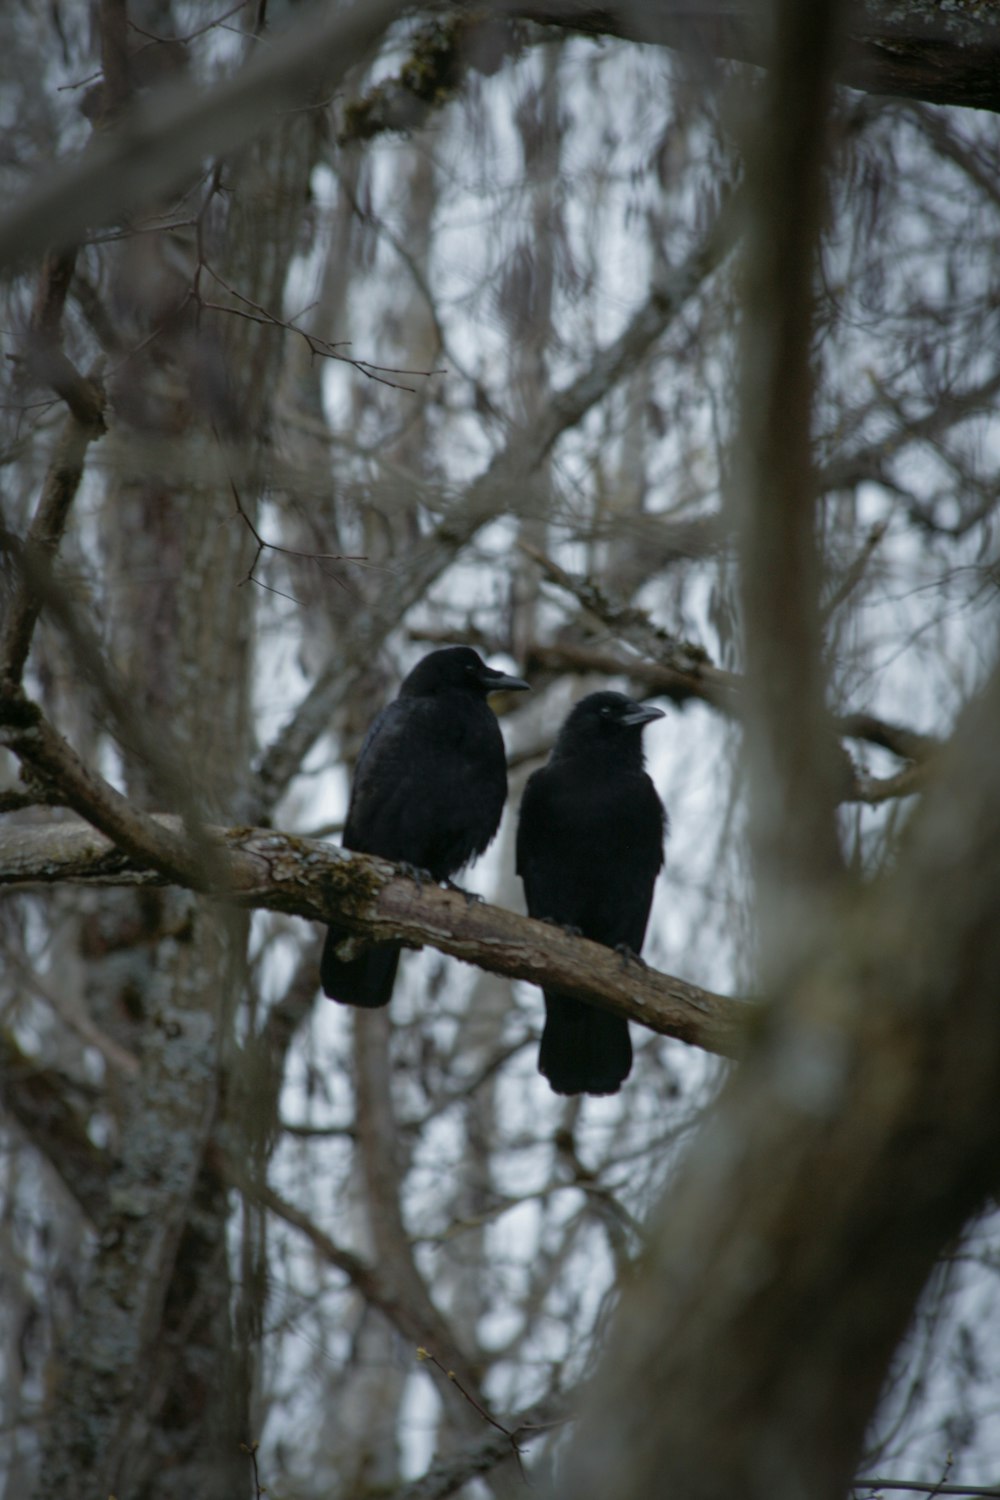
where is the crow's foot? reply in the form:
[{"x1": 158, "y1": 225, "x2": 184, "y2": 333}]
[
  {"x1": 614, "y1": 942, "x2": 646, "y2": 970},
  {"x1": 443, "y1": 877, "x2": 483, "y2": 907}
]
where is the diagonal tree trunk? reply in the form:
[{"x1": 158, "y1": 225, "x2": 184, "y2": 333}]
[{"x1": 564, "y1": 3, "x2": 1000, "y2": 1495}]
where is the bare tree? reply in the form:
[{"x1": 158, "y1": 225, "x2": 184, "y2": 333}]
[{"x1": 3, "y1": 2, "x2": 1000, "y2": 1497}]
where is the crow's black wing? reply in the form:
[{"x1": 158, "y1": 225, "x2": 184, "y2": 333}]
[
  {"x1": 324, "y1": 694, "x2": 508, "y2": 1007},
  {"x1": 518, "y1": 762, "x2": 665, "y2": 1094}
]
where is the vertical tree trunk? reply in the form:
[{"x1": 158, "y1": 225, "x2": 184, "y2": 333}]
[{"x1": 35, "y1": 71, "x2": 322, "y2": 1500}]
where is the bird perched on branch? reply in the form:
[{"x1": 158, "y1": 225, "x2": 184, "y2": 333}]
[
  {"x1": 321, "y1": 646, "x2": 529, "y2": 1008},
  {"x1": 516, "y1": 691, "x2": 667, "y2": 1095}
]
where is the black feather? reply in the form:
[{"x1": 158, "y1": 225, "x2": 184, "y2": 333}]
[
  {"x1": 516, "y1": 691, "x2": 667, "y2": 1095},
  {"x1": 321, "y1": 647, "x2": 528, "y2": 1007}
]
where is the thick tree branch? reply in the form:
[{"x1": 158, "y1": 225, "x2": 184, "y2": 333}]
[
  {"x1": 0, "y1": 818, "x2": 746, "y2": 1059},
  {"x1": 0, "y1": 696, "x2": 220, "y2": 888},
  {"x1": 837, "y1": 712, "x2": 937, "y2": 763},
  {"x1": 505, "y1": 1, "x2": 1000, "y2": 114},
  {"x1": 529, "y1": 640, "x2": 933, "y2": 805},
  {"x1": 336, "y1": 1, "x2": 1000, "y2": 150},
  {"x1": 523, "y1": 544, "x2": 739, "y2": 706}
]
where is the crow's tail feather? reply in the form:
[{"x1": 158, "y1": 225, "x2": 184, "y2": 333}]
[
  {"x1": 538, "y1": 991, "x2": 632, "y2": 1096},
  {"x1": 321, "y1": 928, "x2": 401, "y2": 1008}
]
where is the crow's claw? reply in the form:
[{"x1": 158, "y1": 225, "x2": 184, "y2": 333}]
[
  {"x1": 443, "y1": 877, "x2": 483, "y2": 907},
  {"x1": 534, "y1": 915, "x2": 581, "y2": 935},
  {"x1": 614, "y1": 942, "x2": 646, "y2": 969}
]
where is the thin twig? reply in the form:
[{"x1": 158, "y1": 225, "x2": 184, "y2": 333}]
[
  {"x1": 200, "y1": 259, "x2": 446, "y2": 391},
  {"x1": 130, "y1": 0, "x2": 251, "y2": 46},
  {"x1": 416, "y1": 1347, "x2": 527, "y2": 1480},
  {"x1": 239, "y1": 1440, "x2": 265, "y2": 1499},
  {"x1": 211, "y1": 424, "x2": 365, "y2": 596}
]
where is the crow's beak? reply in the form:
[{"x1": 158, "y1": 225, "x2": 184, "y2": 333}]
[
  {"x1": 481, "y1": 667, "x2": 531, "y2": 693},
  {"x1": 620, "y1": 702, "x2": 665, "y2": 727}
]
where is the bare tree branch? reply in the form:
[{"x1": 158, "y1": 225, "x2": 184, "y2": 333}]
[
  {"x1": 0, "y1": 0, "x2": 408, "y2": 272},
  {"x1": 0, "y1": 1030, "x2": 110, "y2": 1223},
  {"x1": 0, "y1": 818, "x2": 747, "y2": 1059},
  {"x1": 334, "y1": 2, "x2": 1000, "y2": 148},
  {"x1": 226, "y1": 1161, "x2": 429, "y2": 1337},
  {"x1": 390, "y1": 1423, "x2": 548, "y2": 1500},
  {"x1": 503, "y1": 1, "x2": 1000, "y2": 114},
  {"x1": 524, "y1": 554, "x2": 941, "y2": 777},
  {"x1": 854, "y1": 1480, "x2": 1000, "y2": 1498},
  {"x1": 0, "y1": 696, "x2": 220, "y2": 887},
  {"x1": 353, "y1": 1011, "x2": 501, "y2": 1443},
  {"x1": 22, "y1": 249, "x2": 107, "y2": 426},
  {"x1": 250, "y1": 194, "x2": 738, "y2": 817},
  {"x1": 0, "y1": 400, "x2": 105, "y2": 689}
]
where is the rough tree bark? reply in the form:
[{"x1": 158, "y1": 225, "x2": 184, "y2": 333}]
[
  {"x1": 509, "y1": 1, "x2": 1000, "y2": 114},
  {"x1": 17, "y1": 12, "x2": 325, "y2": 1494}
]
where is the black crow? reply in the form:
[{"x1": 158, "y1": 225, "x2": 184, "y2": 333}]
[
  {"x1": 321, "y1": 646, "x2": 529, "y2": 1007},
  {"x1": 516, "y1": 691, "x2": 666, "y2": 1096}
]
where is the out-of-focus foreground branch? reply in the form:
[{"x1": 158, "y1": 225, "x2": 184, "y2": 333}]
[
  {"x1": 564, "y1": 642, "x2": 1000, "y2": 1500},
  {"x1": 562, "y1": 1, "x2": 1000, "y2": 1496},
  {"x1": 0, "y1": 0, "x2": 407, "y2": 272}
]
